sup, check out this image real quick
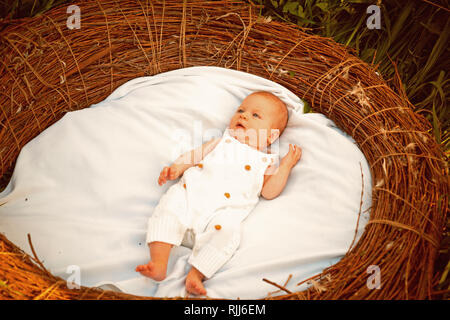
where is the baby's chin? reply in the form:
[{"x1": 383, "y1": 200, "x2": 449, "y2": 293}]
[
  {"x1": 228, "y1": 126, "x2": 268, "y2": 138},
  {"x1": 228, "y1": 127, "x2": 267, "y2": 149},
  {"x1": 228, "y1": 126, "x2": 248, "y2": 139},
  {"x1": 229, "y1": 126, "x2": 246, "y2": 134}
]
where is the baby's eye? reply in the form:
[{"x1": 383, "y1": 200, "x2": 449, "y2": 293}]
[
  {"x1": 237, "y1": 109, "x2": 244, "y2": 113},
  {"x1": 252, "y1": 113, "x2": 260, "y2": 118}
]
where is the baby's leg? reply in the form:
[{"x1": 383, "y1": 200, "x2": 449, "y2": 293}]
[
  {"x1": 135, "y1": 241, "x2": 173, "y2": 281},
  {"x1": 137, "y1": 182, "x2": 190, "y2": 281},
  {"x1": 185, "y1": 211, "x2": 243, "y2": 295},
  {"x1": 185, "y1": 266, "x2": 207, "y2": 296}
]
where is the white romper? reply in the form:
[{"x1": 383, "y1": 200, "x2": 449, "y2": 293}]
[{"x1": 146, "y1": 128, "x2": 278, "y2": 278}]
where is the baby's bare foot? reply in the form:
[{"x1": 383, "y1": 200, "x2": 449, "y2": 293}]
[
  {"x1": 135, "y1": 261, "x2": 167, "y2": 281},
  {"x1": 185, "y1": 268, "x2": 207, "y2": 296}
]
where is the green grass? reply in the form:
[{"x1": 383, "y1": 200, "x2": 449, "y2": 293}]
[{"x1": 0, "y1": 0, "x2": 70, "y2": 19}]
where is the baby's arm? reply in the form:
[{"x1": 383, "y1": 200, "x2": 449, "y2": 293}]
[
  {"x1": 261, "y1": 144, "x2": 301, "y2": 200},
  {"x1": 158, "y1": 137, "x2": 221, "y2": 186}
]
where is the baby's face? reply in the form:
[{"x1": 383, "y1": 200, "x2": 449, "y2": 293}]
[{"x1": 228, "y1": 93, "x2": 285, "y2": 150}]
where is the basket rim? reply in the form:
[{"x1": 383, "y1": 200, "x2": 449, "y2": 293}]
[{"x1": 0, "y1": 0, "x2": 447, "y2": 300}]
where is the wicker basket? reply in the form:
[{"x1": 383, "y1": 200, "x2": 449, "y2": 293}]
[{"x1": 0, "y1": 0, "x2": 447, "y2": 300}]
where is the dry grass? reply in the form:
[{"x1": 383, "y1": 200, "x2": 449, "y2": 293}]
[{"x1": 0, "y1": 0, "x2": 447, "y2": 299}]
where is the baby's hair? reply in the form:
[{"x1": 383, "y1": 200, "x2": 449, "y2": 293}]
[{"x1": 251, "y1": 91, "x2": 289, "y2": 134}]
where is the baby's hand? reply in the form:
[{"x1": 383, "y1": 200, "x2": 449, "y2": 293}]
[
  {"x1": 281, "y1": 144, "x2": 302, "y2": 169},
  {"x1": 158, "y1": 164, "x2": 183, "y2": 186}
]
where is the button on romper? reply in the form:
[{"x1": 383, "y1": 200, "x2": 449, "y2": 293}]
[{"x1": 146, "y1": 129, "x2": 278, "y2": 278}]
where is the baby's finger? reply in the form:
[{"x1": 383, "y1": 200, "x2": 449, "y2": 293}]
[
  {"x1": 168, "y1": 167, "x2": 177, "y2": 180},
  {"x1": 159, "y1": 167, "x2": 169, "y2": 184},
  {"x1": 167, "y1": 167, "x2": 172, "y2": 179}
]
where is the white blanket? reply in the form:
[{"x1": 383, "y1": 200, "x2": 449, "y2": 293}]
[{"x1": 0, "y1": 66, "x2": 372, "y2": 299}]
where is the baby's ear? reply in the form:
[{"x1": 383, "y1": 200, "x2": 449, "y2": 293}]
[{"x1": 269, "y1": 129, "x2": 280, "y2": 144}]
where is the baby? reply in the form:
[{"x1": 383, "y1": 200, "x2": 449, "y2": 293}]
[{"x1": 135, "y1": 91, "x2": 302, "y2": 296}]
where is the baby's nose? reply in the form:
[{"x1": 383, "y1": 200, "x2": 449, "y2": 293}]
[{"x1": 240, "y1": 112, "x2": 248, "y2": 119}]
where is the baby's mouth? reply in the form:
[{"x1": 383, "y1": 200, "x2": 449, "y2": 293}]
[{"x1": 235, "y1": 122, "x2": 246, "y2": 129}]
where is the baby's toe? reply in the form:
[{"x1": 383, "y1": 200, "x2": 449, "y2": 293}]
[
  {"x1": 186, "y1": 280, "x2": 206, "y2": 296},
  {"x1": 135, "y1": 265, "x2": 145, "y2": 272},
  {"x1": 136, "y1": 263, "x2": 151, "y2": 272},
  {"x1": 196, "y1": 284, "x2": 207, "y2": 296}
]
